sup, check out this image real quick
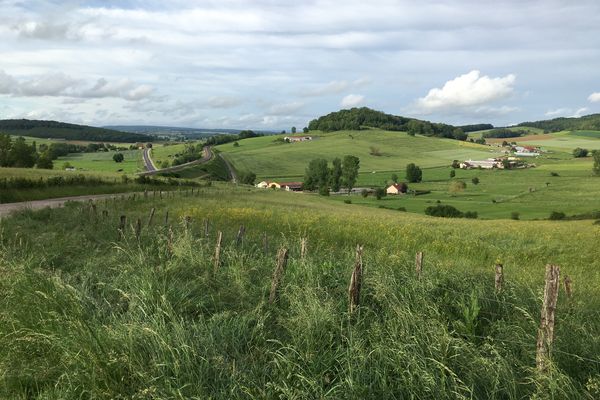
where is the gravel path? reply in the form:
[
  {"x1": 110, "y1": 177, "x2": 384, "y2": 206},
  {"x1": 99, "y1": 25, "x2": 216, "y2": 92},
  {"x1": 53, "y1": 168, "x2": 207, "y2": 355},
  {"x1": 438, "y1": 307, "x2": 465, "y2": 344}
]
[{"x1": 0, "y1": 193, "x2": 131, "y2": 218}]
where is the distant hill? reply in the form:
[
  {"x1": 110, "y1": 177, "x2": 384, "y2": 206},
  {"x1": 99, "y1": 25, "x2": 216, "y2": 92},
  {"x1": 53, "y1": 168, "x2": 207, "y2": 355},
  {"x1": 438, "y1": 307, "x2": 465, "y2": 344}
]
[
  {"x1": 0, "y1": 119, "x2": 152, "y2": 143},
  {"x1": 517, "y1": 113, "x2": 600, "y2": 132},
  {"x1": 307, "y1": 107, "x2": 468, "y2": 140},
  {"x1": 105, "y1": 125, "x2": 278, "y2": 139}
]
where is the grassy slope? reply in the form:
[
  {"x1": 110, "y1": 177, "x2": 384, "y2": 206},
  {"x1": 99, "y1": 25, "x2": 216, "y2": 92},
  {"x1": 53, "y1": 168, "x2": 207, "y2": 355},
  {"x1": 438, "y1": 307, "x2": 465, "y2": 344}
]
[
  {"x1": 56, "y1": 149, "x2": 144, "y2": 174},
  {"x1": 217, "y1": 130, "x2": 502, "y2": 181},
  {"x1": 0, "y1": 185, "x2": 598, "y2": 398},
  {"x1": 149, "y1": 142, "x2": 188, "y2": 166}
]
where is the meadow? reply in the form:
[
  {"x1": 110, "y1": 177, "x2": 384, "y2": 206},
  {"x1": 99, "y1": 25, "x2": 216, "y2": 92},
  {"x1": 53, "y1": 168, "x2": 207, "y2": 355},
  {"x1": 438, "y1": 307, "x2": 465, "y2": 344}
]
[
  {"x1": 150, "y1": 142, "x2": 188, "y2": 167},
  {"x1": 56, "y1": 149, "x2": 144, "y2": 174},
  {"x1": 0, "y1": 184, "x2": 598, "y2": 399}
]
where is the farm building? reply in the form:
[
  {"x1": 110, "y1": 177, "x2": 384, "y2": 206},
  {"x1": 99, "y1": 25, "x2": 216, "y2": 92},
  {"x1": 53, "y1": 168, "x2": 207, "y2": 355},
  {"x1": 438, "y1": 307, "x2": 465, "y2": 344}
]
[
  {"x1": 460, "y1": 158, "x2": 504, "y2": 169},
  {"x1": 284, "y1": 135, "x2": 312, "y2": 143},
  {"x1": 256, "y1": 181, "x2": 281, "y2": 189},
  {"x1": 513, "y1": 146, "x2": 540, "y2": 156},
  {"x1": 386, "y1": 183, "x2": 408, "y2": 195},
  {"x1": 279, "y1": 182, "x2": 303, "y2": 191}
]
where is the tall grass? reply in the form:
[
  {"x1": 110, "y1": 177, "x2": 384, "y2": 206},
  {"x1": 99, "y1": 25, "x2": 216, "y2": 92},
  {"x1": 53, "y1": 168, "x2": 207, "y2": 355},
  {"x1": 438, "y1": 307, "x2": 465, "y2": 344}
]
[{"x1": 0, "y1": 189, "x2": 599, "y2": 398}]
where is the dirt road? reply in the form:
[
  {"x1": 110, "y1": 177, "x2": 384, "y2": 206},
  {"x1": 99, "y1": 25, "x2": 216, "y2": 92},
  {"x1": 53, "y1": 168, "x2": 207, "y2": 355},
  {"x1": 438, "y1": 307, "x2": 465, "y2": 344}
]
[{"x1": 0, "y1": 193, "x2": 131, "y2": 218}]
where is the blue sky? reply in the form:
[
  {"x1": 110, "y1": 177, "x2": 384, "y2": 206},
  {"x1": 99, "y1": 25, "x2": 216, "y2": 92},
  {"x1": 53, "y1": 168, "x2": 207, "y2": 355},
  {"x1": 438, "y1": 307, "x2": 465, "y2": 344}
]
[{"x1": 1, "y1": 0, "x2": 600, "y2": 130}]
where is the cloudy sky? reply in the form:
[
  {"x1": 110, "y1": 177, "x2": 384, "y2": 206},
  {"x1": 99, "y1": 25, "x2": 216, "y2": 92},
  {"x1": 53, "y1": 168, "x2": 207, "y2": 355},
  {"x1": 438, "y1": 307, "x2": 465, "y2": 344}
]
[{"x1": 1, "y1": 0, "x2": 600, "y2": 130}]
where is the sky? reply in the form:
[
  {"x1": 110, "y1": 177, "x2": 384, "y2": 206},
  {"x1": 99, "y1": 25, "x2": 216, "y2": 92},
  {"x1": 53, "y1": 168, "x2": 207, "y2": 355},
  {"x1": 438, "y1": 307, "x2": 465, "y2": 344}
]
[{"x1": 1, "y1": 0, "x2": 600, "y2": 130}]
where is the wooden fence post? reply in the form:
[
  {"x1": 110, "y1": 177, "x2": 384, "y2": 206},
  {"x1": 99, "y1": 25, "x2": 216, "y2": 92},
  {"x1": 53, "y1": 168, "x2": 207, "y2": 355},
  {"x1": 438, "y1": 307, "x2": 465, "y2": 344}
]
[
  {"x1": 235, "y1": 225, "x2": 245, "y2": 246},
  {"x1": 348, "y1": 245, "x2": 364, "y2": 313},
  {"x1": 118, "y1": 215, "x2": 127, "y2": 240},
  {"x1": 415, "y1": 251, "x2": 424, "y2": 279},
  {"x1": 563, "y1": 274, "x2": 573, "y2": 300},
  {"x1": 167, "y1": 225, "x2": 174, "y2": 254},
  {"x1": 213, "y1": 231, "x2": 223, "y2": 272},
  {"x1": 300, "y1": 237, "x2": 308, "y2": 260},
  {"x1": 159, "y1": 191, "x2": 163, "y2": 200},
  {"x1": 204, "y1": 218, "x2": 210, "y2": 238},
  {"x1": 495, "y1": 264, "x2": 504, "y2": 292},
  {"x1": 269, "y1": 247, "x2": 289, "y2": 303},
  {"x1": 135, "y1": 218, "x2": 142, "y2": 240},
  {"x1": 184, "y1": 216, "x2": 191, "y2": 231},
  {"x1": 164, "y1": 211, "x2": 169, "y2": 226},
  {"x1": 144, "y1": 189, "x2": 148, "y2": 199},
  {"x1": 102, "y1": 210, "x2": 108, "y2": 218},
  {"x1": 536, "y1": 264, "x2": 560, "y2": 373},
  {"x1": 147, "y1": 208, "x2": 156, "y2": 227}
]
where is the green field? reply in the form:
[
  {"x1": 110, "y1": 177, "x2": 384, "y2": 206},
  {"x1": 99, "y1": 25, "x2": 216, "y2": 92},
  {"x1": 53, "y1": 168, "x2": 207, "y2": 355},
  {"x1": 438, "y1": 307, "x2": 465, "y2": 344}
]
[
  {"x1": 217, "y1": 130, "x2": 502, "y2": 180},
  {"x1": 56, "y1": 149, "x2": 143, "y2": 173},
  {"x1": 0, "y1": 184, "x2": 598, "y2": 398},
  {"x1": 149, "y1": 142, "x2": 188, "y2": 166}
]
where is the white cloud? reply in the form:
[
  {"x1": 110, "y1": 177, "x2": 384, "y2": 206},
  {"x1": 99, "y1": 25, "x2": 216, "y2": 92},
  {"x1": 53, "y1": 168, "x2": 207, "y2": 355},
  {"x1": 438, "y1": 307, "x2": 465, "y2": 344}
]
[
  {"x1": 415, "y1": 70, "x2": 516, "y2": 113},
  {"x1": 545, "y1": 108, "x2": 571, "y2": 117},
  {"x1": 588, "y1": 92, "x2": 600, "y2": 103},
  {"x1": 268, "y1": 101, "x2": 304, "y2": 115},
  {"x1": 206, "y1": 96, "x2": 241, "y2": 108},
  {"x1": 573, "y1": 107, "x2": 588, "y2": 118},
  {"x1": 341, "y1": 94, "x2": 365, "y2": 108},
  {"x1": 301, "y1": 78, "x2": 370, "y2": 97}
]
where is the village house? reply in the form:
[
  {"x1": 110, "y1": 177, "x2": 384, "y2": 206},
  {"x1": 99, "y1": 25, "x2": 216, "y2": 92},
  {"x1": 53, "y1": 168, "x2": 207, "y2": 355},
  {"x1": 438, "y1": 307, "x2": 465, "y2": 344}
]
[
  {"x1": 386, "y1": 183, "x2": 408, "y2": 195},
  {"x1": 279, "y1": 182, "x2": 303, "y2": 191},
  {"x1": 460, "y1": 158, "x2": 504, "y2": 169},
  {"x1": 284, "y1": 135, "x2": 312, "y2": 143}
]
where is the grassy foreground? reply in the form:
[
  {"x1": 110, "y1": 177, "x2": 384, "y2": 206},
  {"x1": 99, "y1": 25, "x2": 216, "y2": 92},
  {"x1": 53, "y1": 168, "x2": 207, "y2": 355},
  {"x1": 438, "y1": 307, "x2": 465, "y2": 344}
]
[{"x1": 0, "y1": 185, "x2": 599, "y2": 399}]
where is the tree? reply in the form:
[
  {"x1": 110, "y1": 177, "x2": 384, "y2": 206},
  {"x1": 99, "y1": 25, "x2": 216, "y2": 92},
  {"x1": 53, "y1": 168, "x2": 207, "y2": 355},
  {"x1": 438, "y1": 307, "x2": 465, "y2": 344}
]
[
  {"x1": 472, "y1": 177, "x2": 480, "y2": 185},
  {"x1": 239, "y1": 171, "x2": 256, "y2": 185},
  {"x1": 593, "y1": 150, "x2": 600, "y2": 176},
  {"x1": 0, "y1": 134, "x2": 11, "y2": 167},
  {"x1": 330, "y1": 157, "x2": 342, "y2": 192},
  {"x1": 291, "y1": 127, "x2": 297, "y2": 134},
  {"x1": 375, "y1": 187, "x2": 386, "y2": 200},
  {"x1": 341, "y1": 155, "x2": 360, "y2": 193},
  {"x1": 303, "y1": 158, "x2": 329, "y2": 194},
  {"x1": 573, "y1": 147, "x2": 589, "y2": 158},
  {"x1": 406, "y1": 163, "x2": 422, "y2": 183},
  {"x1": 113, "y1": 153, "x2": 124, "y2": 163},
  {"x1": 303, "y1": 127, "x2": 309, "y2": 133},
  {"x1": 36, "y1": 152, "x2": 54, "y2": 169},
  {"x1": 450, "y1": 170, "x2": 456, "y2": 178},
  {"x1": 233, "y1": 141, "x2": 240, "y2": 147},
  {"x1": 391, "y1": 173, "x2": 398, "y2": 183},
  {"x1": 9, "y1": 137, "x2": 37, "y2": 168}
]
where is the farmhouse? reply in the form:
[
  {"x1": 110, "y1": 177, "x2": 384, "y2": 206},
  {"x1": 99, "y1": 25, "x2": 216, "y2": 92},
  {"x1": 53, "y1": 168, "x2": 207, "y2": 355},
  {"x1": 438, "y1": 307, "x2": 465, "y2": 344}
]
[
  {"x1": 279, "y1": 182, "x2": 303, "y2": 191},
  {"x1": 256, "y1": 181, "x2": 281, "y2": 189},
  {"x1": 513, "y1": 145, "x2": 540, "y2": 156},
  {"x1": 460, "y1": 158, "x2": 504, "y2": 169},
  {"x1": 284, "y1": 135, "x2": 312, "y2": 143},
  {"x1": 386, "y1": 183, "x2": 408, "y2": 195}
]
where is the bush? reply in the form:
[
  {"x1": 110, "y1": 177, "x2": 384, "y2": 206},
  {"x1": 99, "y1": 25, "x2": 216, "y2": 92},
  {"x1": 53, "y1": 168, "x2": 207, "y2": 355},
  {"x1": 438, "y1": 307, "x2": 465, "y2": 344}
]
[
  {"x1": 573, "y1": 147, "x2": 589, "y2": 158},
  {"x1": 471, "y1": 177, "x2": 479, "y2": 185},
  {"x1": 343, "y1": 199, "x2": 352, "y2": 204},
  {"x1": 549, "y1": 211, "x2": 566, "y2": 220},
  {"x1": 361, "y1": 189, "x2": 369, "y2": 198},
  {"x1": 397, "y1": 207, "x2": 407, "y2": 211},
  {"x1": 113, "y1": 153, "x2": 124, "y2": 163},
  {"x1": 511, "y1": 211, "x2": 520, "y2": 220},
  {"x1": 449, "y1": 180, "x2": 467, "y2": 194},
  {"x1": 238, "y1": 171, "x2": 256, "y2": 185},
  {"x1": 550, "y1": 172, "x2": 559, "y2": 177},
  {"x1": 424, "y1": 204, "x2": 464, "y2": 218},
  {"x1": 375, "y1": 187, "x2": 386, "y2": 200},
  {"x1": 406, "y1": 163, "x2": 422, "y2": 183},
  {"x1": 464, "y1": 211, "x2": 478, "y2": 219},
  {"x1": 450, "y1": 170, "x2": 455, "y2": 178}
]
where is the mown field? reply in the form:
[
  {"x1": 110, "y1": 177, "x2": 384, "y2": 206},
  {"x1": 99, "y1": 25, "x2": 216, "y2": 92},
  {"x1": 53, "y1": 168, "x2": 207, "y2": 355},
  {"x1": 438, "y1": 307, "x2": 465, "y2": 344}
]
[
  {"x1": 56, "y1": 149, "x2": 144, "y2": 174},
  {"x1": 0, "y1": 184, "x2": 598, "y2": 398},
  {"x1": 217, "y1": 130, "x2": 502, "y2": 179}
]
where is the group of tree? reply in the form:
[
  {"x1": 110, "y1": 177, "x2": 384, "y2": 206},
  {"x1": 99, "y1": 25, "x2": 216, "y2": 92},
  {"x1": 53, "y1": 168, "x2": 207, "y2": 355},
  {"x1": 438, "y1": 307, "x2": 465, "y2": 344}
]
[
  {"x1": 405, "y1": 163, "x2": 422, "y2": 183},
  {"x1": 481, "y1": 128, "x2": 527, "y2": 139},
  {"x1": 307, "y1": 107, "x2": 467, "y2": 140},
  {"x1": 458, "y1": 123, "x2": 494, "y2": 132},
  {"x1": 204, "y1": 130, "x2": 263, "y2": 146},
  {"x1": 425, "y1": 204, "x2": 477, "y2": 219},
  {"x1": 171, "y1": 143, "x2": 205, "y2": 166},
  {"x1": 0, "y1": 119, "x2": 152, "y2": 142},
  {"x1": 303, "y1": 155, "x2": 360, "y2": 195},
  {"x1": 0, "y1": 135, "x2": 51, "y2": 169},
  {"x1": 517, "y1": 113, "x2": 600, "y2": 132}
]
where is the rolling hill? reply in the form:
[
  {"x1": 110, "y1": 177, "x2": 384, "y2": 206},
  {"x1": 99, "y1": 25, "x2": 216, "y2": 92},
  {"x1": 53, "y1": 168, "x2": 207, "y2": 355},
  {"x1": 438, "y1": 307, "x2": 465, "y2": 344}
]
[{"x1": 0, "y1": 119, "x2": 152, "y2": 143}]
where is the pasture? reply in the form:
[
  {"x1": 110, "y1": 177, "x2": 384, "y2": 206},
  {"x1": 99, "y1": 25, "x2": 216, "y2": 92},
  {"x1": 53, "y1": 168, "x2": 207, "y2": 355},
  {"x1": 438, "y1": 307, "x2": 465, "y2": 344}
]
[
  {"x1": 56, "y1": 149, "x2": 143, "y2": 173},
  {"x1": 0, "y1": 184, "x2": 598, "y2": 398}
]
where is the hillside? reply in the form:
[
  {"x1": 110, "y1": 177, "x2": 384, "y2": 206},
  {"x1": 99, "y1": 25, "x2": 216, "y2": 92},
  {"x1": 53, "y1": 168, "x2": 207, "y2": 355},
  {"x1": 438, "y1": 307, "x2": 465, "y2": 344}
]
[
  {"x1": 0, "y1": 185, "x2": 598, "y2": 398},
  {"x1": 105, "y1": 125, "x2": 242, "y2": 139},
  {"x1": 518, "y1": 113, "x2": 600, "y2": 132},
  {"x1": 307, "y1": 107, "x2": 467, "y2": 140},
  {"x1": 217, "y1": 129, "x2": 500, "y2": 180},
  {"x1": 0, "y1": 119, "x2": 152, "y2": 143}
]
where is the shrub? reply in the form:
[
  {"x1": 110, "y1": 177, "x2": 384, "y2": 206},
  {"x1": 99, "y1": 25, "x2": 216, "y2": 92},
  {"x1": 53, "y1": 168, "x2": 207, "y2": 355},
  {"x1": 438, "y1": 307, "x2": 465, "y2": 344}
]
[
  {"x1": 238, "y1": 171, "x2": 257, "y2": 185},
  {"x1": 113, "y1": 152, "x2": 124, "y2": 163},
  {"x1": 397, "y1": 207, "x2": 407, "y2": 211},
  {"x1": 343, "y1": 199, "x2": 352, "y2": 204},
  {"x1": 450, "y1": 170, "x2": 456, "y2": 178},
  {"x1": 550, "y1": 172, "x2": 559, "y2": 177},
  {"x1": 511, "y1": 211, "x2": 520, "y2": 220},
  {"x1": 464, "y1": 211, "x2": 478, "y2": 219},
  {"x1": 471, "y1": 177, "x2": 479, "y2": 185},
  {"x1": 361, "y1": 189, "x2": 369, "y2": 198},
  {"x1": 406, "y1": 163, "x2": 422, "y2": 183},
  {"x1": 573, "y1": 147, "x2": 589, "y2": 158},
  {"x1": 424, "y1": 204, "x2": 464, "y2": 218},
  {"x1": 549, "y1": 211, "x2": 566, "y2": 220},
  {"x1": 369, "y1": 146, "x2": 382, "y2": 156},
  {"x1": 375, "y1": 187, "x2": 386, "y2": 200},
  {"x1": 449, "y1": 180, "x2": 467, "y2": 194}
]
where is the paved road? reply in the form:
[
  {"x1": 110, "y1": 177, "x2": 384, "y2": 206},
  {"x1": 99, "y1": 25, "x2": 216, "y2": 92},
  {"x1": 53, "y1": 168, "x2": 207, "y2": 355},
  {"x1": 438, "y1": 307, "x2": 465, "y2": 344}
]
[
  {"x1": 142, "y1": 148, "x2": 157, "y2": 172},
  {"x1": 139, "y1": 146, "x2": 213, "y2": 176},
  {"x1": 218, "y1": 153, "x2": 238, "y2": 183},
  {"x1": 0, "y1": 193, "x2": 130, "y2": 218}
]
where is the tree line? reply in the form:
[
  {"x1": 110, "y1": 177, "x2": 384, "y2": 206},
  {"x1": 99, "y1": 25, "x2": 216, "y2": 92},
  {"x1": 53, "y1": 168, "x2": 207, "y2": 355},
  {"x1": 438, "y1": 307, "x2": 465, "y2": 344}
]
[
  {"x1": 204, "y1": 130, "x2": 263, "y2": 146},
  {"x1": 307, "y1": 107, "x2": 467, "y2": 140},
  {"x1": 0, "y1": 135, "x2": 52, "y2": 169},
  {"x1": 303, "y1": 155, "x2": 360, "y2": 195},
  {"x1": 0, "y1": 119, "x2": 152, "y2": 142},
  {"x1": 517, "y1": 113, "x2": 600, "y2": 132}
]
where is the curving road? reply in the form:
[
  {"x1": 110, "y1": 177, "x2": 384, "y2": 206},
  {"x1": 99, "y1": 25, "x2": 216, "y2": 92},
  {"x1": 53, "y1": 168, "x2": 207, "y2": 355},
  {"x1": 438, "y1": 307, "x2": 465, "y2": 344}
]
[{"x1": 140, "y1": 146, "x2": 213, "y2": 176}]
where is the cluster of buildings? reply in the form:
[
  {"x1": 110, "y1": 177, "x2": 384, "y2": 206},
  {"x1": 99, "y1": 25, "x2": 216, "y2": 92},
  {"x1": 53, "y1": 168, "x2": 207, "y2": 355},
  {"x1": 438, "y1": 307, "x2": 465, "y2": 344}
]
[{"x1": 283, "y1": 135, "x2": 313, "y2": 143}]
